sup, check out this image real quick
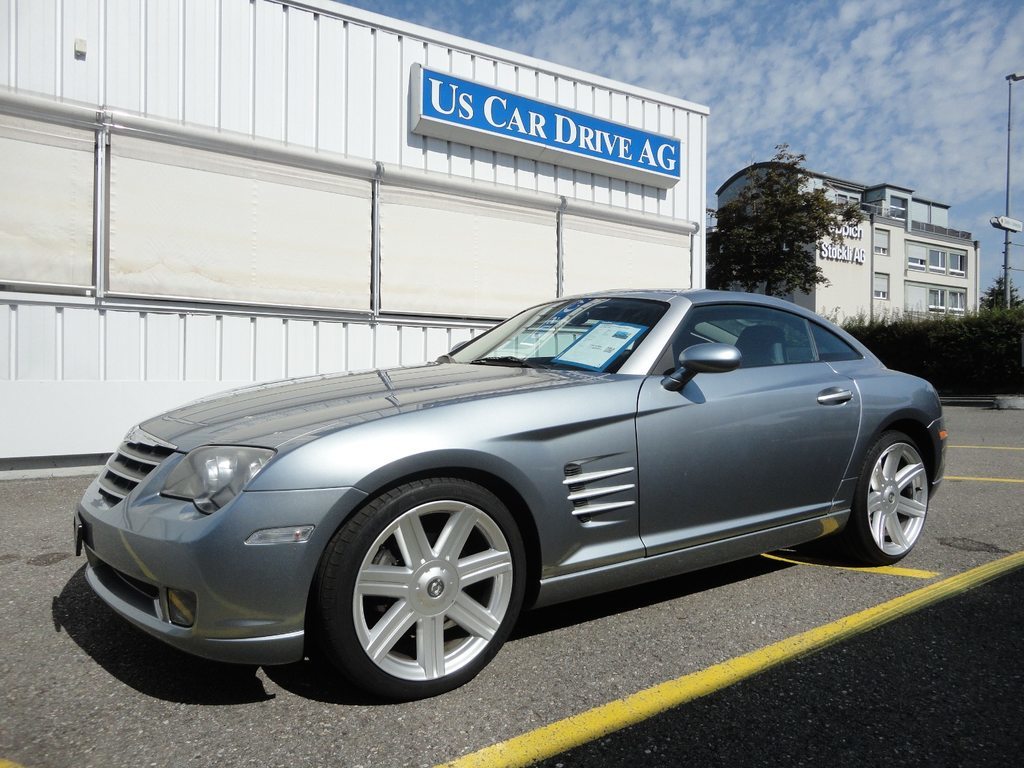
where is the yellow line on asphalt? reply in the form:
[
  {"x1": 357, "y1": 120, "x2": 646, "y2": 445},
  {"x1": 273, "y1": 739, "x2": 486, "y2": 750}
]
[
  {"x1": 438, "y1": 551, "x2": 1024, "y2": 768},
  {"x1": 1, "y1": 760, "x2": 28, "y2": 768},
  {"x1": 946, "y1": 475, "x2": 1024, "y2": 484},
  {"x1": 950, "y1": 444, "x2": 1024, "y2": 451},
  {"x1": 761, "y1": 552, "x2": 939, "y2": 579}
]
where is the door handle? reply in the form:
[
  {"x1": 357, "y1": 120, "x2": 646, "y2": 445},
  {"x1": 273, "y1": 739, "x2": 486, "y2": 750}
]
[{"x1": 817, "y1": 387, "x2": 853, "y2": 405}]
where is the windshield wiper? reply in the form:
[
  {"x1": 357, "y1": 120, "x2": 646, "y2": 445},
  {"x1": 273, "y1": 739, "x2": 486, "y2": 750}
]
[{"x1": 469, "y1": 356, "x2": 538, "y2": 368}]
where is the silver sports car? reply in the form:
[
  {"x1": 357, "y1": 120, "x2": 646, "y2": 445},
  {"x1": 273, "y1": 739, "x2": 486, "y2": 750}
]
[{"x1": 74, "y1": 290, "x2": 945, "y2": 700}]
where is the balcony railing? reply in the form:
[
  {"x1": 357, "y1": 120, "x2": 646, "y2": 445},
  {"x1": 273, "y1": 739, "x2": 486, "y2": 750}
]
[
  {"x1": 860, "y1": 203, "x2": 972, "y2": 240},
  {"x1": 910, "y1": 220, "x2": 972, "y2": 240},
  {"x1": 861, "y1": 202, "x2": 906, "y2": 220}
]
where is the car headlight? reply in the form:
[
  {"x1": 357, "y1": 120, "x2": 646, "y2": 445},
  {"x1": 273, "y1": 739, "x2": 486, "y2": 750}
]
[{"x1": 161, "y1": 446, "x2": 275, "y2": 514}]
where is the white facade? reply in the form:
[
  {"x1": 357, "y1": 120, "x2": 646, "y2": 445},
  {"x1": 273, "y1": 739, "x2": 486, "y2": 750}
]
[{"x1": 0, "y1": 0, "x2": 708, "y2": 462}]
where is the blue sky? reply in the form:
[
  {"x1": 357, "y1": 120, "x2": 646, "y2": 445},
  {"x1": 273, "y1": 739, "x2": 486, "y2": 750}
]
[{"x1": 339, "y1": 0, "x2": 1024, "y2": 294}]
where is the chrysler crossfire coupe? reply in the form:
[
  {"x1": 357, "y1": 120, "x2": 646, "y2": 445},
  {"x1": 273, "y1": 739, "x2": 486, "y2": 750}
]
[{"x1": 75, "y1": 290, "x2": 945, "y2": 700}]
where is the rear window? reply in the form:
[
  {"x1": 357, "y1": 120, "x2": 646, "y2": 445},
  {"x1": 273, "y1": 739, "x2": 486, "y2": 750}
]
[{"x1": 810, "y1": 323, "x2": 862, "y2": 362}]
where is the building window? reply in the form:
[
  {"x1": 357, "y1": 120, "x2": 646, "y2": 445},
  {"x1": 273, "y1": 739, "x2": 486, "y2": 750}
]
[
  {"x1": 835, "y1": 191, "x2": 859, "y2": 207},
  {"x1": 873, "y1": 273, "x2": 890, "y2": 300},
  {"x1": 873, "y1": 229, "x2": 889, "y2": 256},
  {"x1": 948, "y1": 251, "x2": 966, "y2": 277},
  {"x1": 928, "y1": 249, "x2": 946, "y2": 272},
  {"x1": 911, "y1": 285, "x2": 966, "y2": 315},
  {"x1": 907, "y1": 243, "x2": 927, "y2": 271},
  {"x1": 890, "y1": 195, "x2": 908, "y2": 219}
]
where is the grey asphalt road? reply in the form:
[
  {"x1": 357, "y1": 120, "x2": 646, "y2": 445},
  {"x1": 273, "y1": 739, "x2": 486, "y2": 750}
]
[
  {"x1": 1, "y1": 406, "x2": 1022, "y2": 768},
  {"x1": 536, "y1": 567, "x2": 1024, "y2": 768}
]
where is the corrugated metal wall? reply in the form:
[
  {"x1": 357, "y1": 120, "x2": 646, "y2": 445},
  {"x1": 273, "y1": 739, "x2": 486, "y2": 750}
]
[
  {"x1": 0, "y1": 0, "x2": 708, "y2": 461},
  {"x1": 1, "y1": 0, "x2": 705, "y2": 218}
]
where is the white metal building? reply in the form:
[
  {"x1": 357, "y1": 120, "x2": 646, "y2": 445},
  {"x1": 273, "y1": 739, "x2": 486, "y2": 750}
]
[{"x1": 0, "y1": 0, "x2": 708, "y2": 465}]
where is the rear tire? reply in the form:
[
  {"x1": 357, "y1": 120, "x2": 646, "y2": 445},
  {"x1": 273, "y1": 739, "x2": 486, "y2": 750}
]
[
  {"x1": 314, "y1": 478, "x2": 525, "y2": 701},
  {"x1": 839, "y1": 431, "x2": 929, "y2": 566}
]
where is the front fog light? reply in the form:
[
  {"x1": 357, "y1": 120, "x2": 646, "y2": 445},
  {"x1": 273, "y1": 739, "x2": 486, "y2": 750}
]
[
  {"x1": 245, "y1": 525, "x2": 315, "y2": 545},
  {"x1": 167, "y1": 588, "x2": 197, "y2": 627}
]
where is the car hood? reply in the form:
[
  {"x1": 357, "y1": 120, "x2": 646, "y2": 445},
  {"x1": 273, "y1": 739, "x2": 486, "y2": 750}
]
[{"x1": 141, "y1": 363, "x2": 605, "y2": 452}]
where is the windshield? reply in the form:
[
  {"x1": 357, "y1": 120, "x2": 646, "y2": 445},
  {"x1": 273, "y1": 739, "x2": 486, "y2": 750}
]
[{"x1": 448, "y1": 297, "x2": 668, "y2": 372}]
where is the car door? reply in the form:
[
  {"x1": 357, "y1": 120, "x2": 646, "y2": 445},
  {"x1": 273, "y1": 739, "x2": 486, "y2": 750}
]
[{"x1": 635, "y1": 303, "x2": 861, "y2": 556}]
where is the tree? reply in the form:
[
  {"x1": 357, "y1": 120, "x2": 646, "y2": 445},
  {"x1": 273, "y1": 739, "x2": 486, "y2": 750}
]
[
  {"x1": 707, "y1": 145, "x2": 864, "y2": 296},
  {"x1": 980, "y1": 274, "x2": 1022, "y2": 310}
]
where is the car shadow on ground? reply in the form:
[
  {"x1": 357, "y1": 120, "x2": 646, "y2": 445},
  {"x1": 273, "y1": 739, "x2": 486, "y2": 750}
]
[
  {"x1": 52, "y1": 566, "x2": 276, "y2": 704},
  {"x1": 52, "y1": 566, "x2": 405, "y2": 706},
  {"x1": 53, "y1": 556, "x2": 795, "y2": 706},
  {"x1": 513, "y1": 554, "x2": 793, "y2": 640}
]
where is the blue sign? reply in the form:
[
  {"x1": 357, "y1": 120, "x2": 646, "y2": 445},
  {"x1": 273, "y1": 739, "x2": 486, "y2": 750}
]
[{"x1": 411, "y1": 65, "x2": 682, "y2": 189}]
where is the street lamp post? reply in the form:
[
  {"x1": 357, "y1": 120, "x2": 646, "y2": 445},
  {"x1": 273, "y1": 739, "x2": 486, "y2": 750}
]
[{"x1": 1003, "y1": 73, "x2": 1024, "y2": 308}]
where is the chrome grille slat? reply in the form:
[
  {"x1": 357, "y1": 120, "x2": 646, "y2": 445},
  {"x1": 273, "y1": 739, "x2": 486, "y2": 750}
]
[
  {"x1": 104, "y1": 460, "x2": 148, "y2": 484},
  {"x1": 98, "y1": 473, "x2": 134, "y2": 503},
  {"x1": 96, "y1": 428, "x2": 177, "y2": 506},
  {"x1": 116, "y1": 443, "x2": 167, "y2": 467}
]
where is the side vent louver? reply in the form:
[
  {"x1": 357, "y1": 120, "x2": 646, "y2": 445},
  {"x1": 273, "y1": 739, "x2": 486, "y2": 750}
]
[{"x1": 562, "y1": 463, "x2": 636, "y2": 520}]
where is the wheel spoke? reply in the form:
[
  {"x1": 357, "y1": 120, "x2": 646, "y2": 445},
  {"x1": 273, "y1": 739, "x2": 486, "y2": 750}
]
[
  {"x1": 458, "y1": 548, "x2": 513, "y2": 586},
  {"x1": 897, "y1": 496, "x2": 928, "y2": 518},
  {"x1": 364, "y1": 599, "x2": 417, "y2": 662},
  {"x1": 870, "y1": 460, "x2": 886, "y2": 492},
  {"x1": 885, "y1": 511, "x2": 910, "y2": 549},
  {"x1": 356, "y1": 564, "x2": 414, "y2": 598},
  {"x1": 395, "y1": 514, "x2": 434, "y2": 567},
  {"x1": 416, "y1": 615, "x2": 446, "y2": 679},
  {"x1": 881, "y1": 449, "x2": 901, "y2": 483},
  {"x1": 867, "y1": 490, "x2": 886, "y2": 515},
  {"x1": 894, "y1": 462, "x2": 926, "y2": 493},
  {"x1": 870, "y1": 508, "x2": 887, "y2": 547},
  {"x1": 434, "y1": 505, "x2": 477, "y2": 562},
  {"x1": 448, "y1": 592, "x2": 501, "y2": 641}
]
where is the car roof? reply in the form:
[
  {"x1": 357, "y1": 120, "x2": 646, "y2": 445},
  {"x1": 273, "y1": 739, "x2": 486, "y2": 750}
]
[{"x1": 571, "y1": 288, "x2": 813, "y2": 313}]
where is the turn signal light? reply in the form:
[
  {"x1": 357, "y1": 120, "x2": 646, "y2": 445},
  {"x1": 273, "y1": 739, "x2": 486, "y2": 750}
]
[{"x1": 245, "y1": 525, "x2": 315, "y2": 546}]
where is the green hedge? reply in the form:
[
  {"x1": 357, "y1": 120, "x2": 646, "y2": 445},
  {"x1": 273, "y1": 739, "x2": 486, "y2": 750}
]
[{"x1": 842, "y1": 308, "x2": 1024, "y2": 395}]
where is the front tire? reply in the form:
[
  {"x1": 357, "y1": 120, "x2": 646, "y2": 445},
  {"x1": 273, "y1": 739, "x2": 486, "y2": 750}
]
[
  {"x1": 840, "y1": 430, "x2": 929, "y2": 566},
  {"x1": 315, "y1": 478, "x2": 525, "y2": 701}
]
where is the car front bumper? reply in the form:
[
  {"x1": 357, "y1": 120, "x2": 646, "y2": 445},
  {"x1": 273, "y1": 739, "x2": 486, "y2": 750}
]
[{"x1": 75, "y1": 473, "x2": 367, "y2": 666}]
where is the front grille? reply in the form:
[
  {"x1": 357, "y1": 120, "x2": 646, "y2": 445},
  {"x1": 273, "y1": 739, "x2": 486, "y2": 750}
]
[{"x1": 97, "y1": 427, "x2": 176, "y2": 506}]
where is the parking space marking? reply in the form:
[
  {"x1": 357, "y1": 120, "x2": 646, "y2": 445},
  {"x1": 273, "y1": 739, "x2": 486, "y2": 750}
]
[
  {"x1": 946, "y1": 475, "x2": 1024, "y2": 484},
  {"x1": 1, "y1": 760, "x2": 28, "y2": 768},
  {"x1": 438, "y1": 551, "x2": 1024, "y2": 768},
  {"x1": 949, "y1": 444, "x2": 1024, "y2": 451},
  {"x1": 761, "y1": 552, "x2": 939, "y2": 579}
]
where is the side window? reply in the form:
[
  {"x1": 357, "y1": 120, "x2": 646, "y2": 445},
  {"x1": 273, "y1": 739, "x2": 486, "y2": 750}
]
[
  {"x1": 809, "y1": 323, "x2": 862, "y2": 362},
  {"x1": 658, "y1": 304, "x2": 820, "y2": 372}
]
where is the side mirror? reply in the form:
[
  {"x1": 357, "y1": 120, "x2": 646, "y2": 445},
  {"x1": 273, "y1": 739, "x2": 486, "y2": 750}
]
[{"x1": 661, "y1": 343, "x2": 742, "y2": 392}]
